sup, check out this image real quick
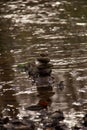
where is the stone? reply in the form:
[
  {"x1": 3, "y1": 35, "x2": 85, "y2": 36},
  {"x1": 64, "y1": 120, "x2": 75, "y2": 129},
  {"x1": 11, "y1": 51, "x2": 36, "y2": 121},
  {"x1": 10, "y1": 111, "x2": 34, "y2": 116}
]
[{"x1": 37, "y1": 57, "x2": 50, "y2": 64}]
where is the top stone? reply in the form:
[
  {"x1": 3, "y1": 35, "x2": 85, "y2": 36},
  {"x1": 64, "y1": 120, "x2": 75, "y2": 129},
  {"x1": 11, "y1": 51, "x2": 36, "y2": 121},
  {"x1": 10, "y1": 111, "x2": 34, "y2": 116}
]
[
  {"x1": 39, "y1": 52, "x2": 48, "y2": 57},
  {"x1": 37, "y1": 53, "x2": 50, "y2": 64}
]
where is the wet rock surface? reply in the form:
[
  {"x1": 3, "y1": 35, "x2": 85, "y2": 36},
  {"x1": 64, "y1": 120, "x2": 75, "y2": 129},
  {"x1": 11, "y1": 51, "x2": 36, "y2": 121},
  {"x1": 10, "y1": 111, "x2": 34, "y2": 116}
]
[
  {"x1": 1, "y1": 111, "x2": 87, "y2": 130},
  {"x1": 1, "y1": 54, "x2": 86, "y2": 130}
]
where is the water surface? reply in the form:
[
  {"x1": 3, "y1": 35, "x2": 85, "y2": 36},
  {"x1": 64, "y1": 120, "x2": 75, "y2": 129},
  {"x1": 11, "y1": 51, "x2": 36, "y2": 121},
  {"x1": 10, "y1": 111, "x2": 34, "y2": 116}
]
[{"x1": 0, "y1": 0, "x2": 87, "y2": 126}]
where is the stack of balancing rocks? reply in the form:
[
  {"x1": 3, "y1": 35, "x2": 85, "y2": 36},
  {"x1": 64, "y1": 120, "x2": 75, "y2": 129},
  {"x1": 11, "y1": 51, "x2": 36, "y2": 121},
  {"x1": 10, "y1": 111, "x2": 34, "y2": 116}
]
[{"x1": 36, "y1": 53, "x2": 54, "y2": 91}]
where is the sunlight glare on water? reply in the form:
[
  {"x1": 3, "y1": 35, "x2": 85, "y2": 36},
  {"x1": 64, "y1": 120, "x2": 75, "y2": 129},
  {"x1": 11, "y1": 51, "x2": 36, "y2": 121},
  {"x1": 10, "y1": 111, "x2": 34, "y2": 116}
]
[{"x1": 0, "y1": 0, "x2": 87, "y2": 127}]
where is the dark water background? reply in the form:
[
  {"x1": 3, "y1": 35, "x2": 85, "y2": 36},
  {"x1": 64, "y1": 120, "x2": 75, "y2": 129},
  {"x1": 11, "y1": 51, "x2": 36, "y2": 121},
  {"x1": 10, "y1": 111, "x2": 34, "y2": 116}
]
[{"x1": 0, "y1": 0, "x2": 87, "y2": 127}]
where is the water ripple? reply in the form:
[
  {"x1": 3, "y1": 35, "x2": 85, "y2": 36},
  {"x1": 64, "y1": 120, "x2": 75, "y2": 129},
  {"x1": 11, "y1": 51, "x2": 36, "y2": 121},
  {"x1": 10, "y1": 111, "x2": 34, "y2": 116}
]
[{"x1": 0, "y1": 0, "x2": 87, "y2": 122}]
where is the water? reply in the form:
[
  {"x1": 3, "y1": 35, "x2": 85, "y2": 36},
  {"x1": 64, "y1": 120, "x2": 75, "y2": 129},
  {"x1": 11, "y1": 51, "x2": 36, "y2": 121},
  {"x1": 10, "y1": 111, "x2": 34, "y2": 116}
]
[{"x1": 0, "y1": 0, "x2": 87, "y2": 127}]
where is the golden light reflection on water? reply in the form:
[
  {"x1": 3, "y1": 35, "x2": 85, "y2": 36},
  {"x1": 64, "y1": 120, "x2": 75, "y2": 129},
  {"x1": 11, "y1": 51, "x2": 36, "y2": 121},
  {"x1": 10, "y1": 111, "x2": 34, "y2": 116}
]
[{"x1": 0, "y1": 0, "x2": 87, "y2": 126}]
